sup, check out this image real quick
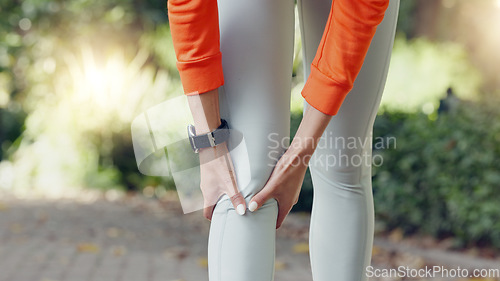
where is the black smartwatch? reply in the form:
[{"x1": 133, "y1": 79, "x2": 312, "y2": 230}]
[{"x1": 187, "y1": 119, "x2": 230, "y2": 153}]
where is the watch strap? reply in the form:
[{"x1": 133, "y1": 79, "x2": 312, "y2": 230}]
[{"x1": 188, "y1": 119, "x2": 229, "y2": 152}]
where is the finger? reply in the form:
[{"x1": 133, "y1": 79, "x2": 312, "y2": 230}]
[
  {"x1": 248, "y1": 185, "x2": 273, "y2": 213},
  {"x1": 275, "y1": 205, "x2": 290, "y2": 229},
  {"x1": 203, "y1": 204, "x2": 216, "y2": 221},
  {"x1": 200, "y1": 185, "x2": 219, "y2": 220},
  {"x1": 220, "y1": 154, "x2": 246, "y2": 216},
  {"x1": 229, "y1": 192, "x2": 246, "y2": 216}
]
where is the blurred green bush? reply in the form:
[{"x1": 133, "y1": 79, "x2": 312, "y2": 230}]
[
  {"x1": 372, "y1": 99, "x2": 500, "y2": 248},
  {"x1": 380, "y1": 36, "x2": 482, "y2": 113},
  {"x1": 0, "y1": 0, "x2": 176, "y2": 194},
  {"x1": 292, "y1": 98, "x2": 500, "y2": 248}
]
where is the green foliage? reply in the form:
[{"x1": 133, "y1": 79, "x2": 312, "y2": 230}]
[
  {"x1": 0, "y1": 106, "x2": 26, "y2": 160},
  {"x1": 396, "y1": 0, "x2": 417, "y2": 37},
  {"x1": 381, "y1": 36, "x2": 482, "y2": 113},
  {"x1": 291, "y1": 99, "x2": 500, "y2": 247},
  {"x1": 372, "y1": 100, "x2": 500, "y2": 247},
  {"x1": 0, "y1": 0, "x2": 176, "y2": 193},
  {"x1": 140, "y1": 24, "x2": 179, "y2": 75}
]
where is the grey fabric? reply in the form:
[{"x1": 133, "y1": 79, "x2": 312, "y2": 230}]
[{"x1": 207, "y1": 0, "x2": 400, "y2": 280}]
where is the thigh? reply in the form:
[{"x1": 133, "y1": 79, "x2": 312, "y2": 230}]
[
  {"x1": 300, "y1": 0, "x2": 400, "y2": 176},
  {"x1": 300, "y1": 1, "x2": 400, "y2": 280},
  {"x1": 208, "y1": 1, "x2": 295, "y2": 280},
  {"x1": 217, "y1": 0, "x2": 295, "y2": 200},
  {"x1": 297, "y1": 0, "x2": 332, "y2": 78}
]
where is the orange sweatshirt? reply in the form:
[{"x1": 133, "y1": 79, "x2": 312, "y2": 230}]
[{"x1": 167, "y1": 0, "x2": 389, "y2": 116}]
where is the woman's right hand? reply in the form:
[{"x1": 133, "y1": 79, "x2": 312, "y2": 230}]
[
  {"x1": 198, "y1": 141, "x2": 246, "y2": 220},
  {"x1": 187, "y1": 89, "x2": 245, "y2": 219}
]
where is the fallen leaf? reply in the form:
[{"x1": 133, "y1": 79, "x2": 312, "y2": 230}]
[
  {"x1": 0, "y1": 202, "x2": 8, "y2": 211},
  {"x1": 292, "y1": 242, "x2": 309, "y2": 254},
  {"x1": 275, "y1": 260, "x2": 287, "y2": 270},
  {"x1": 465, "y1": 248, "x2": 480, "y2": 257},
  {"x1": 111, "y1": 245, "x2": 127, "y2": 256},
  {"x1": 388, "y1": 228, "x2": 404, "y2": 243},
  {"x1": 197, "y1": 257, "x2": 208, "y2": 268},
  {"x1": 77, "y1": 243, "x2": 100, "y2": 253},
  {"x1": 163, "y1": 247, "x2": 189, "y2": 260},
  {"x1": 394, "y1": 252, "x2": 424, "y2": 269}
]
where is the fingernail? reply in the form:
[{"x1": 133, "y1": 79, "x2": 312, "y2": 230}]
[
  {"x1": 236, "y1": 204, "x2": 246, "y2": 216},
  {"x1": 249, "y1": 201, "x2": 258, "y2": 212}
]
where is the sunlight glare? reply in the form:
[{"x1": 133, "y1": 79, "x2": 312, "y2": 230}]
[{"x1": 59, "y1": 44, "x2": 175, "y2": 134}]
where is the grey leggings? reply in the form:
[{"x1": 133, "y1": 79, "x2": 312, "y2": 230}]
[{"x1": 208, "y1": 0, "x2": 400, "y2": 280}]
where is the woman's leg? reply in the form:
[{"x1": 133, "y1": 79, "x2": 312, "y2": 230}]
[
  {"x1": 207, "y1": 0, "x2": 295, "y2": 280},
  {"x1": 298, "y1": 0, "x2": 399, "y2": 280}
]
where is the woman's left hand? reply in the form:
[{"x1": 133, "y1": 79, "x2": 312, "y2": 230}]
[
  {"x1": 248, "y1": 104, "x2": 333, "y2": 228},
  {"x1": 248, "y1": 140, "x2": 311, "y2": 229}
]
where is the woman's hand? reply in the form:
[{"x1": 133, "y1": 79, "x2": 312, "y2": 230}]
[
  {"x1": 187, "y1": 89, "x2": 246, "y2": 220},
  {"x1": 247, "y1": 141, "x2": 310, "y2": 228},
  {"x1": 248, "y1": 104, "x2": 333, "y2": 228},
  {"x1": 198, "y1": 142, "x2": 246, "y2": 220}
]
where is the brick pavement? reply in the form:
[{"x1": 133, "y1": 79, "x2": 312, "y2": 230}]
[
  {"x1": 0, "y1": 192, "x2": 312, "y2": 281},
  {"x1": 1, "y1": 191, "x2": 498, "y2": 281}
]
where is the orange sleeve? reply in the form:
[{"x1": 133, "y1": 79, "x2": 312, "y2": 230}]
[
  {"x1": 167, "y1": 0, "x2": 224, "y2": 95},
  {"x1": 301, "y1": 0, "x2": 390, "y2": 116}
]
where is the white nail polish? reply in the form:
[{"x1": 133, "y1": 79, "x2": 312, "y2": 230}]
[
  {"x1": 249, "y1": 201, "x2": 258, "y2": 212},
  {"x1": 236, "y1": 204, "x2": 246, "y2": 215}
]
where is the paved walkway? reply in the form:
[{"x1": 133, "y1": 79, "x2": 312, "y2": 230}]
[
  {"x1": 0, "y1": 191, "x2": 313, "y2": 281},
  {"x1": 0, "y1": 190, "x2": 498, "y2": 281}
]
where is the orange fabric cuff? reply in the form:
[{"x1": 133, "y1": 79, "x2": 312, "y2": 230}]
[
  {"x1": 301, "y1": 64, "x2": 352, "y2": 116},
  {"x1": 177, "y1": 53, "x2": 224, "y2": 95}
]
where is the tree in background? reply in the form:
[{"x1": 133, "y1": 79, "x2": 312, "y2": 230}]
[{"x1": 0, "y1": 0, "x2": 178, "y2": 195}]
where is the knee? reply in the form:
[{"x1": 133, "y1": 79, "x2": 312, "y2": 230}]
[
  {"x1": 240, "y1": 171, "x2": 272, "y2": 200},
  {"x1": 212, "y1": 185, "x2": 277, "y2": 215},
  {"x1": 310, "y1": 147, "x2": 372, "y2": 173},
  {"x1": 309, "y1": 149, "x2": 373, "y2": 194},
  {"x1": 235, "y1": 149, "x2": 281, "y2": 198}
]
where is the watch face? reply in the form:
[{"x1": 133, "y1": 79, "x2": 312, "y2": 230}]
[
  {"x1": 187, "y1": 124, "x2": 199, "y2": 153},
  {"x1": 187, "y1": 124, "x2": 197, "y2": 137}
]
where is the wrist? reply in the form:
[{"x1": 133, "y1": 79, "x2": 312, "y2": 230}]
[
  {"x1": 198, "y1": 141, "x2": 225, "y2": 156},
  {"x1": 187, "y1": 89, "x2": 221, "y2": 134},
  {"x1": 287, "y1": 103, "x2": 332, "y2": 161},
  {"x1": 289, "y1": 137, "x2": 316, "y2": 160},
  {"x1": 195, "y1": 118, "x2": 221, "y2": 135}
]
